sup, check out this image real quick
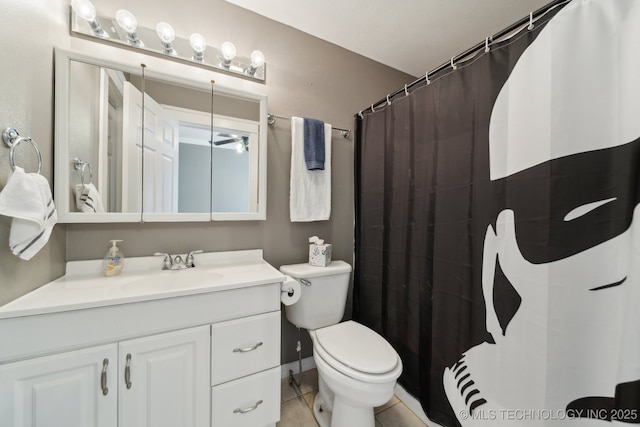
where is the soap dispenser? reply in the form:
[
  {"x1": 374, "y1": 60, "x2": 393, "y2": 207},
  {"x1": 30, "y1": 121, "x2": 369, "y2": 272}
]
[{"x1": 104, "y1": 240, "x2": 124, "y2": 277}]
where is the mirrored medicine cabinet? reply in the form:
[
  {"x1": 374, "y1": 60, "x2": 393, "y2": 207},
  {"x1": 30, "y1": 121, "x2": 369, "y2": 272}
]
[{"x1": 54, "y1": 48, "x2": 267, "y2": 223}]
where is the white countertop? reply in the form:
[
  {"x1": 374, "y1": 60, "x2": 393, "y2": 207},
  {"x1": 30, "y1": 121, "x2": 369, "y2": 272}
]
[{"x1": 0, "y1": 249, "x2": 285, "y2": 319}]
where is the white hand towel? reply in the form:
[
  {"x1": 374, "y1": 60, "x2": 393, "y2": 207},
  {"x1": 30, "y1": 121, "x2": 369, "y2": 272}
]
[
  {"x1": 0, "y1": 167, "x2": 57, "y2": 260},
  {"x1": 290, "y1": 117, "x2": 331, "y2": 221},
  {"x1": 75, "y1": 183, "x2": 105, "y2": 213}
]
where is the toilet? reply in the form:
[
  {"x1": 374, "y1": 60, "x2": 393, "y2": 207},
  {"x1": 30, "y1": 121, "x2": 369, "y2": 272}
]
[{"x1": 280, "y1": 261, "x2": 403, "y2": 427}]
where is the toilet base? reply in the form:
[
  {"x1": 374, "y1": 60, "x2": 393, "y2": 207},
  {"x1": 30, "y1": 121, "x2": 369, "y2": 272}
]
[
  {"x1": 313, "y1": 392, "x2": 331, "y2": 427},
  {"x1": 313, "y1": 391, "x2": 375, "y2": 427}
]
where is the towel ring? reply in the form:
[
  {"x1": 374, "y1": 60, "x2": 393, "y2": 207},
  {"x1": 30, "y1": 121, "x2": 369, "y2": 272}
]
[
  {"x1": 73, "y1": 157, "x2": 93, "y2": 185},
  {"x1": 3, "y1": 128, "x2": 43, "y2": 174}
]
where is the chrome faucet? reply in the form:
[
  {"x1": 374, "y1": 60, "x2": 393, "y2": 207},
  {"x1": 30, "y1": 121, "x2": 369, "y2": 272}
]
[
  {"x1": 154, "y1": 250, "x2": 203, "y2": 270},
  {"x1": 185, "y1": 250, "x2": 203, "y2": 267},
  {"x1": 154, "y1": 252, "x2": 173, "y2": 270}
]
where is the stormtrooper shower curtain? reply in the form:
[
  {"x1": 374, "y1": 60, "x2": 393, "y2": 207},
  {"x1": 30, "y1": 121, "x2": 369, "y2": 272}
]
[{"x1": 354, "y1": 1, "x2": 640, "y2": 426}]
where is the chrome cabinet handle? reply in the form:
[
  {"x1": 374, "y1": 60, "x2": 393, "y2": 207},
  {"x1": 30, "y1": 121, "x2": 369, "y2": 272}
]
[
  {"x1": 233, "y1": 399, "x2": 263, "y2": 414},
  {"x1": 101, "y1": 358, "x2": 109, "y2": 396},
  {"x1": 233, "y1": 342, "x2": 263, "y2": 353},
  {"x1": 125, "y1": 353, "x2": 132, "y2": 389}
]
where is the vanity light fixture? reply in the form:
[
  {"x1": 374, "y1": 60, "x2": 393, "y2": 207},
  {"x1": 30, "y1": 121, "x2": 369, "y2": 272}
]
[
  {"x1": 71, "y1": 0, "x2": 108, "y2": 38},
  {"x1": 189, "y1": 33, "x2": 207, "y2": 62},
  {"x1": 220, "y1": 42, "x2": 236, "y2": 69},
  {"x1": 156, "y1": 22, "x2": 177, "y2": 55},
  {"x1": 69, "y1": 6, "x2": 267, "y2": 81},
  {"x1": 245, "y1": 50, "x2": 265, "y2": 76},
  {"x1": 115, "y1": 9, "x2": 143, "y2": 47}
]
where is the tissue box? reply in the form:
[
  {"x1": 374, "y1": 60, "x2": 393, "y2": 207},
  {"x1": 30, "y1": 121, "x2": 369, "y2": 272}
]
[{"x1": 309, "y1": 243, "x2": 332, "y2": 267}]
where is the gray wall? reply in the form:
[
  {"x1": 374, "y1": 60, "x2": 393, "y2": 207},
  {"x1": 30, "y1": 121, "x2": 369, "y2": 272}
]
[
  {"x1": 0, "y1": 0, "x2": 68, "y2": 305},
  {"x1": 0, "y1": 0, "x2": 412, "y2": 363}
]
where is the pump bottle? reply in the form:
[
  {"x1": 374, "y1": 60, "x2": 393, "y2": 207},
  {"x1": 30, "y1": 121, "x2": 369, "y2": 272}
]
[{"x1": 103, "y1": 240, "x2": 124, "y2": 276}]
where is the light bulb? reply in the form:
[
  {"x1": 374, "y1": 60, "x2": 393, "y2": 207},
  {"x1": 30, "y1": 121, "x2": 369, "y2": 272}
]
[
  {"x1": 221, "y1": 42, "x2": 236, "y2": 61},
  {"x1": 190, "y1": 33, "x2": 207, "y2": 61},
  {"x1": 71, "y1": 0, "x2": 96, "y2": 21},
  {"x1": 250, "y1": 50, "x2": 265, "y2": 68},
  {"x1": 71, "y1": 0, "x2": 108, "y2": 38},
  {"x1": 245, "y1": 50, "x2": 265, "y2": 76},
  {"x1": 156, "y1": 22, "x2": 175, "y2": 44},
  {"x1": 116, "y1": 9, "x2": 137, "y2": 33},
  {"x1": 220, "y1": 41, "x2": 236, "y2": 69},
  {"x1": 156, "y1": 22, "x2": 176, "y2": 55},
  {"x1": 116, "y1": 9, "x2": 142, "y2": 46}
]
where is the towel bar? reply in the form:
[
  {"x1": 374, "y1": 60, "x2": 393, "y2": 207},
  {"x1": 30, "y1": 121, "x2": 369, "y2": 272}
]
[
  {"x1": 2, "y1": 127, "x2": 43, "y2": 174},
  {"x1": 267, "y1": 113, "x2": 351, "y2": 139}
]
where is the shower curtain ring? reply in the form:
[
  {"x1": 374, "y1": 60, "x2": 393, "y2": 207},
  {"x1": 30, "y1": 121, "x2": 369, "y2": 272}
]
[
  {"x1": 371, "y1": 104, "x2": 375, "y2": 113},
  {"x1": 451, "y1": 57, "x2": 457, "y2": 70},
  {"x1": 358, "y1": 110, "x2": 363, "y2": 119},
  {"x1": 485, "y1": 37, "x2": 491, "y2": 53},
  {"x1": 528, "y1": 12, "x2": 535, "y2": 30},
  {"x1": 386, "y1": 95, "x2": 391, "y2": 106},
  {"x1": 404, "y1": 84, "x2": 409, "y2": 96},
  {"x1": 426, "y1": 72, "x2": 431, "y2": 85}
]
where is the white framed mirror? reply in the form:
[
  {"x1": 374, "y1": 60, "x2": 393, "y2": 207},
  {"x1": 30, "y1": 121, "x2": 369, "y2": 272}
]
[{"x1": 54, "y1": 48, "x2": 267, "y2": 223}]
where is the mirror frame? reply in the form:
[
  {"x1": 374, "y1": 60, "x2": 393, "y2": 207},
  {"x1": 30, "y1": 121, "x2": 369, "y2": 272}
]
[{"x1": 54, "y1": 48, "x2": 268, "y2": 223}]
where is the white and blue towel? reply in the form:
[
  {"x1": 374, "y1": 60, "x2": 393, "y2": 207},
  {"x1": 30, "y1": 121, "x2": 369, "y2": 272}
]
[
  {"x1": 290, "y1": 117, "x2": 332, "y2": 222},
  {"x1": 75, "y1": 183, "x2": 104, "y2": 213},
  {"x1": 0, "y1": 167, "x2": 57, "y2": 260}
]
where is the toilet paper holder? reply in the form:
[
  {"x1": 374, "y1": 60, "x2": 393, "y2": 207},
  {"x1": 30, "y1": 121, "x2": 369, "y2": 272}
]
[
  {"x1": 281, "y1": 287, "x2": 295, "y2": 297},
  {"x1": 281, "y1": 277, "x2": 310, "y2": 296}
]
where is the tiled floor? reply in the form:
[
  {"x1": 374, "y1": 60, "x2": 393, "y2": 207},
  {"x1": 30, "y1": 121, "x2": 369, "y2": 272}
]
[{"x1": 277, "y1": 369, "x2": 428, "y2": 427}]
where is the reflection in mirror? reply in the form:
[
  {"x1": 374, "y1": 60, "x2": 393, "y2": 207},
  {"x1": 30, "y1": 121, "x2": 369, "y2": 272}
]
[
  {"x1": 67, "y1": 60, "x2": 143, "y2": 217},
  {"x1": 139, "y1": 76, "x2": 261, "y2": 220},
  {"x1": 165, "y1": 108, "x2": 258, "y2": 213},
  {"x1": 133, "y1": 76, "x2": 212, "y2": 220},
  {"x1": 55, "y1": 48, "x2": 268, "y2": 223}
]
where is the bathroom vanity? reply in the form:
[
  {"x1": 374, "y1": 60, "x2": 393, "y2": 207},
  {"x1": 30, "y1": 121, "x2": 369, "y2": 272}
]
[{"x1": 0, "y1": 249, "x2": 284, "y2": 427}]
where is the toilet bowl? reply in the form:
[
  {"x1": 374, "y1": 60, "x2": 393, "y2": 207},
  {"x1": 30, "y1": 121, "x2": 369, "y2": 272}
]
[
  {"x1": 310, "y1": 321, "x2": 403, "y2": 427},
  {"x1": 279, "y1": 261, "x2": 403, "y2": 427}
]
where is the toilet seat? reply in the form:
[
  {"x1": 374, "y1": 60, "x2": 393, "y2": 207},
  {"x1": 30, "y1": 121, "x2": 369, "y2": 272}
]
[{"x1": 312, "y1": 321, "x2": 402, "y2": 384}]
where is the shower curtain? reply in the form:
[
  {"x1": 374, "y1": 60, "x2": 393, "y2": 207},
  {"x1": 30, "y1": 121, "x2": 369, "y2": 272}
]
[{"x1": 354, "y1": 1, "x2": 640, "y2": 426}]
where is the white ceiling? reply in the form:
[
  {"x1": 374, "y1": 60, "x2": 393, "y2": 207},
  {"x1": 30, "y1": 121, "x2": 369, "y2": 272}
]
[{"x1": 224, "y1": 0, "x2": 553, "y2": 77}]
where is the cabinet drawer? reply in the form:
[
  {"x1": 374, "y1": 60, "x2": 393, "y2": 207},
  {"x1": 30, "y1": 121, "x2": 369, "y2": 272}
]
[
  {"x1": 211, "y1": 367, "x2": 280, "y2": 427},
  {"x1": 211, "y1": 311, "x2": 280, "y2": 385}
]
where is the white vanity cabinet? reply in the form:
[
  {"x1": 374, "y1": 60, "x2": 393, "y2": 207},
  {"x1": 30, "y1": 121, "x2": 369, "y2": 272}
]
[
  {"x1": 0, "y1": 344, "x2": 118, "y2": 427},
  {"x1": 0, "y1": 326, "x2": 210, "y2": 427},
  {"x1": 118, "y1": 326, "x2": 210, "y2": 427},
  {"x1": 0, "y1": 250, "x2": 285, "y2": 427},
  {"x1": 211, "y1": 311, "x2": 281, "y2": 427}
]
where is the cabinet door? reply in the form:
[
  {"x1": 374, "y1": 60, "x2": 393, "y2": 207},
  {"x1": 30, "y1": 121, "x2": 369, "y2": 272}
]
[
  {"x1": 0, "y1": 344, "x2": 117, "y2": 427},
  {"x1": 119, "y1": 325, "x2": 210, "y2": 427}
]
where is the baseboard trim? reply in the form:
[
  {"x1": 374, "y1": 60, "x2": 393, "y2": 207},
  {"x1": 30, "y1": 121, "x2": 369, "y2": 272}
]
[{"x1": 280, "y1": 356, "x2": 316, "y2": 378}]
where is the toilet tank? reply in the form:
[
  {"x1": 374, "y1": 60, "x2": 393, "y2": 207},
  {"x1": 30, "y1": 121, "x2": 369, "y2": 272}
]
[{"x1": 280, "y1": 261, "x2": 352, "y2": 330}]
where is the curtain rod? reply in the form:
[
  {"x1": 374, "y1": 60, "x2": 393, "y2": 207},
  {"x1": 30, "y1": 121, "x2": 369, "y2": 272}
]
[
  {"x1": 357, "y1": 0, "x2": 570, "y2": 117},
  {"x1": 267, "y1": 113, "x2": 352, "y2": 138}
]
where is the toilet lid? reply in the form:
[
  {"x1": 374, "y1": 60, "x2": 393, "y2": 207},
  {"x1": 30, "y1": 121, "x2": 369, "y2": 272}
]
[{"x1": 314, "y1": 321, "x2": 398, "y2": 374}]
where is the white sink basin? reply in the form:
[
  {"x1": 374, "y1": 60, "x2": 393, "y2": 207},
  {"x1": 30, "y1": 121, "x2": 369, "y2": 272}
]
[
  {"x1": 0, "y1": 249, "x2": 285, "y2": 319},
  {"x1": 119, "y1": 269, "x2": 224, "y2": 293}
]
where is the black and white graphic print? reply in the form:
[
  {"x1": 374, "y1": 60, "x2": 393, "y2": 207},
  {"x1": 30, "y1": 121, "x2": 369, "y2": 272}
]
[{"x1": 443, "y1": 0, "x2": 640, "y2": 425}]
